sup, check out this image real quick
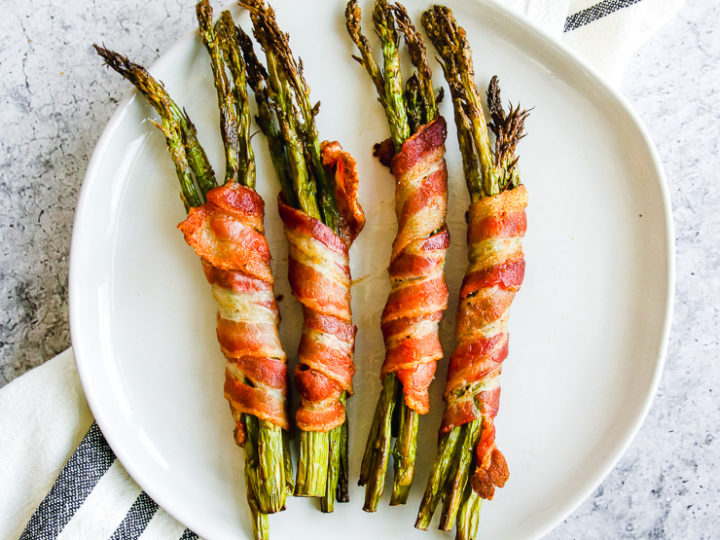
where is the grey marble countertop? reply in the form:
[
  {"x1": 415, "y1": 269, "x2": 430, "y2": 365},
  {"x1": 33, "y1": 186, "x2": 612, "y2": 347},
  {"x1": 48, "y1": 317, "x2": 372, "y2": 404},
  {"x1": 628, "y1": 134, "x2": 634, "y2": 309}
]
[{"x1": 1, "y1": 0, "x2": 718, "y2": 537}]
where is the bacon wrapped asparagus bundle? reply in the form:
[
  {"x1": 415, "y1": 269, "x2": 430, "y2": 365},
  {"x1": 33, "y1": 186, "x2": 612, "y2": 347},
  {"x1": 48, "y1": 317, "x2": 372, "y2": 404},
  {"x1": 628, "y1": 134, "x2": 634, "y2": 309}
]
[
  {"x1": 95, "y1": 6, "x2": 293, "y2": 537},
  {"x1": 415, "y1": 6, "x2": 530, "y2": 539},
  {"x1": 345, "y1": 0, "x2": 449, "y2": 511},
  {"x1": 237, "y1": 0, "x2": 365, "y2": 512}
]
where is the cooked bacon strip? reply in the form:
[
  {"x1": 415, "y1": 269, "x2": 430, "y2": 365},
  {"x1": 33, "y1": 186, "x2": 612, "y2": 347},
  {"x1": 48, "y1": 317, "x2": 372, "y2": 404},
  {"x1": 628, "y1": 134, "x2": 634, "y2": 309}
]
[
  {"x1": 281, "y1": 141, "x2": 364, "y2": 432},
  {"x1": 179, "y1": 182, "x2": 289, "y2": 443},
  {"x1": 379, "y1": 116, "x2": 450, "y2": 414},
  {"x1": 442, "y1": 184, "x2": 528, "y2": 498}
]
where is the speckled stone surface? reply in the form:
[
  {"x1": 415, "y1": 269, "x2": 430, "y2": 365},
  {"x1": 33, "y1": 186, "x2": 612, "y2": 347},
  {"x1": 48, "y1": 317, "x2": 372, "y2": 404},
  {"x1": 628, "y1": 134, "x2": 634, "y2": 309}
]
[{"x1": 1, "y1": 0, "x2": 718, "y2": 536}]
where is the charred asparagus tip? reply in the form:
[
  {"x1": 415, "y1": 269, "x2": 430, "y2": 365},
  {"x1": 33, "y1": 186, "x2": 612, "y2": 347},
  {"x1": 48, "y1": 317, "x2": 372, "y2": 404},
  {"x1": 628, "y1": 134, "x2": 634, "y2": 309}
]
[
  {"x1": 373, "y1": 0, "x2": 410, "y2": 151},
  {"x1": 196, "y1": 0, "x2": 243, "y2": 187},
  {"x1": 93, "y1": 44, "x2": 213, "y2": 207},
  {"x1": 391, "y1": 2, "x2": 437, "y2": 121},
  {"x1": 345, "y1": 0, "x2": 386, "y2": 106},
  {"x1": 486, "y1": 75, "x2": 530, "y2": 182}
]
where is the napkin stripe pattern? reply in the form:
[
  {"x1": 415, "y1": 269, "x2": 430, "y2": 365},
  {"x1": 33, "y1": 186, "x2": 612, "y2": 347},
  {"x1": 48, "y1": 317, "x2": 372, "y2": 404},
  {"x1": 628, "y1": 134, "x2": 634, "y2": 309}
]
[
  {"x1": 564, "y1": 0, "x2": 644, "y2": 31},
  {"x1": 109, "y1": 492, "x2": 159, "y2": 540},
  {"x1": 20, "y1": 422, "x2": 198, "y2": 540},
  {"x1": 19, "y1": 422, "x2": 115, "y2": 540}
]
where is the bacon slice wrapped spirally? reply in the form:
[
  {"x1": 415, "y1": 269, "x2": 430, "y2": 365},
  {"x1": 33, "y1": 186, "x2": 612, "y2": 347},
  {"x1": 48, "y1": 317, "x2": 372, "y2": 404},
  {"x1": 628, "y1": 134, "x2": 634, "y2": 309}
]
[
  {"x1": 282, "y1": 142, "x2": 364, "y2": 433},
  {"x1": 380, "y1": 117, "x2": 450, "y2": 417},
  {"x1": 416, "y1": 6, "x2": 531, "y2": 539},
  {"x1": 442, "y1": 184, "x2": 528, "y2": 497},
  {"x1": 179, "y1": 183, "x2": 290, "y2": 439}
]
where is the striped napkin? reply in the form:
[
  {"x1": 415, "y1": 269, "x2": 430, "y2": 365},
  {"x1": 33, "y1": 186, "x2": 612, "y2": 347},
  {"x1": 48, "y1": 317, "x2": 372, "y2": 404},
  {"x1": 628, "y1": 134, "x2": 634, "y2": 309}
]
[
  {"x1": 1, "y1": 350, "x2": 195, "y2": 539},
  {"x1": 0, "y1": 1, "x2": 683, "y2": 538}
]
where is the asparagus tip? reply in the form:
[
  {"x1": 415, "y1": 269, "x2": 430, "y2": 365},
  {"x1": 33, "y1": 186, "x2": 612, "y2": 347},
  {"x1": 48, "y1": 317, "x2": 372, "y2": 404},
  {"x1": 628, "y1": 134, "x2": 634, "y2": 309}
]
[{"x1": 486, "y1": 75, "x2": 531, "y2": 175}]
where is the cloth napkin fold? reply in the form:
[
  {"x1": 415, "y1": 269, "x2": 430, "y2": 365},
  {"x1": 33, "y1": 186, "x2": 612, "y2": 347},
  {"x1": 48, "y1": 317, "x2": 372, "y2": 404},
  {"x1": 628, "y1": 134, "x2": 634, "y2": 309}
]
[
  {"x1": 0, "y1": 350, "x2": 194, "y2": 539},
  {"x1": 0, "y1": 1, "x2": 684, "y2": 538}
]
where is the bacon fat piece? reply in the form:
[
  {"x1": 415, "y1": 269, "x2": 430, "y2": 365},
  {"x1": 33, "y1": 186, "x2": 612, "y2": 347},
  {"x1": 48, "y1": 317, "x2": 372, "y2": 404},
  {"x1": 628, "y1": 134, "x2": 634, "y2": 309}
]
[
  {"x1": 379, "y1": 117, "x2": 450, "y2": 414},
  {"x1": 282, "y1": 141, "x2": 365, "y2": 432},
  {"x1": 441, "y1": 184, "x2": 528, "y2": 499},
  {"x1": 178, "y1": 183, "x2": 289, "y2": 444}
]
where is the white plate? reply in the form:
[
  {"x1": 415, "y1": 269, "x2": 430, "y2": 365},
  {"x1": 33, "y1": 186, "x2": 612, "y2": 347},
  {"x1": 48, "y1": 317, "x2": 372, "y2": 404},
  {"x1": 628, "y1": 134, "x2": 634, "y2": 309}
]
[{"x1": 70, "y1": 1, "x2": 673, "y2": 538}]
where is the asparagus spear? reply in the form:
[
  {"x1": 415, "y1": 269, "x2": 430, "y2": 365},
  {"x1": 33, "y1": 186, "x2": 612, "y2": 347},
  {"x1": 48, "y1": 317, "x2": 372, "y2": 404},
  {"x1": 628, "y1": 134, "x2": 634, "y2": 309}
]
[
  {"x1": 240, "y1": 0, "x2": 338, "y2": 228},
  {"x1": 392, "y1": 3, "x2": 437, "y2": 124},
  {"x1": 417, "y1": 6, "x2": 529, "y2": 539},
  {"x1": 196, "y1": 0, "x2": 240, "y2": 185},
  {"x1": 237, "y1": 0, "x2": 349, "y2": 508},
  {"x1": 93, "y1": 44, "x2": 279, "y2": 534},
  {"x1": 345, "y1": 0, "x2": 440, "y2": 510},
  {"x1": 216, "y1": 9, "x2": 256, "y2": 189},
  {"x1": 237, "y1": 27, "x2": 295, "y2": 206},
  {"x1": 415, "y1": 424, "x2": 462, "y2": 530},
  {"x1": 373, "y1": 0, "x2": 410, "y2": 151}
]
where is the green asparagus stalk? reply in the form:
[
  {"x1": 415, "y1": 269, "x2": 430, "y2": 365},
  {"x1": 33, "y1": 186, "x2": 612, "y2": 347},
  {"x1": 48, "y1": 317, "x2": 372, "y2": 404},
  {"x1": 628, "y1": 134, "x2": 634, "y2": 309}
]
[
  {"x1": 237, "y1": 0, "x2": 349, "y2": 507},
  {"x1": 337, "y1": 406, "x2": 350, "y2": 503},
  {"x1": 359, "y1": 372, "x2": 397, "y2": 511},
  {"x1": 345, "y1": 0, "x2": 441, "y2": 511},
  {"x1": 439, "y1": 419, "x2": 481, "y2": 530},
  {"x1": 390, "y1": 397, "x2": 418, "y2": 505},
  {"x1": 457, "y1": 488, "x2": 482, "y2": 540},
  {"x1": 421, "y1": 6, "x2": 531, "y2": 201},
  {"x1": 322, "y1": 420, "x2": 342, "y2": 512},
  {"x1": 404, "y1": 74, "x2": 423, "y2": 134},
  {"x1": 237, "y1": 27, "x2": 296, "y2": 206},
  {"x1": 414, "y1": 425, "x2": 461, "y2": 530},
  {"x1": 322, "y1": 392, "x2": 350, "y2": 512},
  {"x1": 244, "y1": 477, "x2": 270, "y2": 540},
  {"x1": 241, "y1": 11, "x2": 321, "y2": 220},
  {"x1": 242, "y1": 415, "x2": 273, "y2": 540},
  {"x1": 241, "y1": 0, "x2": 338, "y2": 229},
  {"x1": 417, "y1": 6, "x2": 529, "y2": 539},
  {"x1": 392, "y1": 3, "x2": 437, "y2": 123},
  {"x1": 421, "y1": 5, "x2": 488, "y2": 201},
  {"x1": 345, "y1": 0, "x2": 385, "y2": 104},
  {"x1": 295, "y1": 430, "x2": 329, "y2": 497}
]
